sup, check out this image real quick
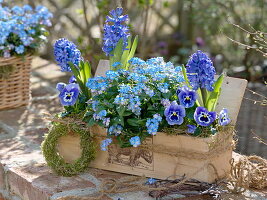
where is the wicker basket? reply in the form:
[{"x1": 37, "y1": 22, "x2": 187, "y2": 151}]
[{"x1": 0, "y1": 55, "x2": 33, "y2": 110}]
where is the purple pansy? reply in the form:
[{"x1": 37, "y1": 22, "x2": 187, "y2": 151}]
[
  {"x1": 194, "y1": 107, "x2": 216, "y2": 126},
  {"x1": 69, "y1": 75, "x2": 77, "y2": 83},
  {"x1": 58, "y1": 83, "x2": 79, "y2": 106},
  {"x1": 177, "y1": 87, "x2": 197, "y2": 108},
  {"x1": 187, "y1": 125, "x2": 197, "y2": 133},
  {"x1": 164, "y1": 101, "x2": 186, "y2": 125},
  {"x1": 218, "y1": 108, "x2": 231, "y2": 126}
]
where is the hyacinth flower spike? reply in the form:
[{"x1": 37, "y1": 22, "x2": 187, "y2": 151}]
[
  {"x1": 164, "y1": 101, "x2": 186, "y2": 125},
  {"x1": 102, "y1": 7, "x2": 138, "y2": 69},
  {"x1": 194, "y1": 107, "x2": 216, "y2": 126}
]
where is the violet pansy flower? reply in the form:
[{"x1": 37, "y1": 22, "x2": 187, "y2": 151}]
[
  {"x1": 177, "y1": 87, "x2": 197, "y2": 108},
  {"x1": 164, "y1": 101, "x2": 186, "y2": 125},
  {"x1": 69, "y1": 75, "x2": 77, "y2": 83},
  {"x1": 218, "y1": 108, "x2": 231, "y2": 126},
  {"x1": 187, "y1": 125, "x2": 197, "y2": 133},
  {"x1": 57, "y1": 83, "x2": 79, "y2": 106},
  {"x1": 194, "y1": 107, "x2": 216, "y2": 126}
]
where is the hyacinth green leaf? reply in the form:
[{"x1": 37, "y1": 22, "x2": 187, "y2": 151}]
[
  {"x1": 121, "y1": 36, "x2": 132, "y2": 69},
  {"x1": 126, "y1": 35, "x2": 138, "y2": 69},
  {"x1": 110, "y1": 38, "x2": 124, "y2": 67},
  {"x1": 70, "y1": 62, "x2": 90, "y2": 99},
  {"x1": 79, "y1": 61, "x2": 86, "y2": 84},
  {"x1": 206, "y1": 74, "x2": 224, "y2": 111},
  {"x1": 181, "y1": 65, "x2": 191, "y2": 89},
  {"x1": 69, "y1": 62, "x2": 80, "y2": 80},
  {"x1": 84, "y1": 61, "x2": 92, "y2": 82}
]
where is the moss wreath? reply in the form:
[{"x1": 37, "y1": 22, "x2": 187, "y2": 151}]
[{"x1": 41, "y1": 121, "x2": 96, "y2": 176}]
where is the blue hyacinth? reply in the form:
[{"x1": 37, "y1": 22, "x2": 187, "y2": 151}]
[
  {"x1": 54, "y1": 38, "x2": 83, "y2": 72},
  {"x1": 102, "y1": 7, "x2": 130, "y2": 56},
  {"x1": 186, "y1": 50, "x2": 216, "y2": 91}
]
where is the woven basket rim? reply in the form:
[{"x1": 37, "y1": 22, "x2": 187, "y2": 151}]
[{"x1": 0, "y1": 54, "x2": 34, "y2": 62}]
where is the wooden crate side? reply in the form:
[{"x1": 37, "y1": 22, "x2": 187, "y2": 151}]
[
  {"x1": 216, "y1": 76, "x2": 247, "y2": 124},
  {"x1": 57, "y1": 130, "x2": 233, "y2": 183}
]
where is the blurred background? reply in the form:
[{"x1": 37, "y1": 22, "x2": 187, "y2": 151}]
[{"x1": 9, "y1": 0, "x2": 267, "y2": 158}]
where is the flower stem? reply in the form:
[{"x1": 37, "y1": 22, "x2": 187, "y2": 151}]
[{"x1": 201, "y1": 88, "x2": 208, "y2": 108}]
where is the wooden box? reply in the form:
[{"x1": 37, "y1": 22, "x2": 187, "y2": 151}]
[{"x1": 57, "y1": 60, "x2": 248, "y2": 183}]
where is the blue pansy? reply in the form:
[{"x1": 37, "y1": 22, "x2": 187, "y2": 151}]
[
  {"x1": 54, "y1": 38, "x2": 83, "y2": 72},
  {"x1": 186, "y1": 50, "x2": 215, "y2": 91},
  {"x1": 129, "y1": 136, "x2": 141, "y2": 147},
  {"x1": 194, "y1": 107, "x2": 216, "y2": 126},
  {"x1": 218, "y1": 108, "x2": 231, "y2": 126},
  {"x1": 58, "y1": 83, "x2": 79, "y2": 106},
  {"x1": 101, "y1": 138, "x2": 112, "y2": 151},
  {"x1": 164, "y1": 101, "x2": 186, "y2": 125},
  {"x1": 102, "y1": 7, "x2": 130, "y2": 56},
  {"x1": 177, "y1": 87, "x2": 197, "y2": 108},
  {"x1": 69, "y1": 75, "x2": 77, "y2": 83},
  {"x1": 56, "y1": 82, "x2": 66, "y2": 92},
  {"x1": 187, "y1": 125, "x2": 197, "y2": 133}
]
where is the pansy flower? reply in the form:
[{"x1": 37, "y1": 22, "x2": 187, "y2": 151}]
[
  {"x1": 194, "y1": 107, "x2": 216, "y2": 126},
  {"x1": 57, "y1": 83, "x2": 79, "y2": 106},
  {"x1": 187, "y1": 124, "x2": 197, "y2": 133},
  {"x1": 164, "y1": 101, "x2": 186, "y2": 125},
  {"x1": 129, "y1": 136, "x2": 141, "y2": 147},
  {"x1": 69, "y1": 75, "x2": 77, "y2": 83},
  {"x1": 177, "y1": 87, "x2": 197, "y2": 108},
  {"x1": 218, "y1": 108, "x2": 231, "y2": 126}
]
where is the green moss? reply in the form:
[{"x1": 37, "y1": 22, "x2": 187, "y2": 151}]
[{"x1": 41, "y1": 121, "x2": 97, "y2": 177}]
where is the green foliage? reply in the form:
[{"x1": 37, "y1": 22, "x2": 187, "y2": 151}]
[
  {"x1": 69, "y1": 61, "x2": 91, "y2": 99},
  {"x1": 206, "y1": 74, "x2": 224, "y2": 111},
  {"x1": 41, "y1": 120, "x2": 96, "y2": 176},
  {"x1": 110, "y1": 36, "x2": 139, "y2": 70}
]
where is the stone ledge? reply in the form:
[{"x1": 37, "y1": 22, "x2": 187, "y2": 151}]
[{"x1": 0, "y1": 137, "x2": 152, "y2": 200}]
